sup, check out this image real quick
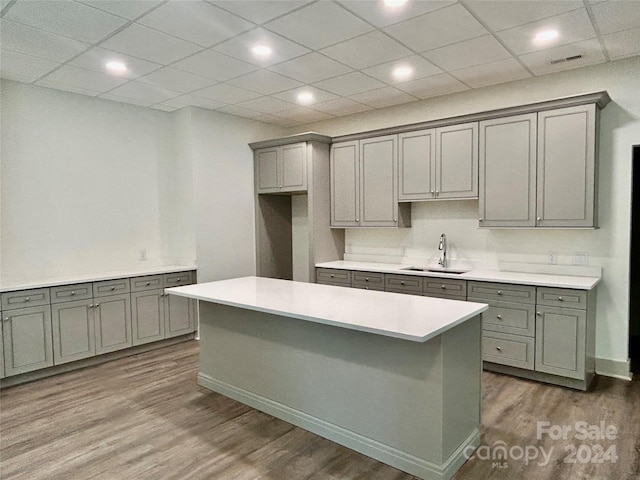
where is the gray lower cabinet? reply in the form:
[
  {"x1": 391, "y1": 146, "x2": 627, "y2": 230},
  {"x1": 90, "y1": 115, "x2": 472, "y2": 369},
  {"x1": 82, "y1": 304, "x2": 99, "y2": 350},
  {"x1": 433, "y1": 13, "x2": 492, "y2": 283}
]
[
  {"x1": 535, "y1": 306, "x2": 586, "y2": 379},
  {"x1": 0, "y1": 314, "x2": 4, "y2": 379},
  {"x1": 423, "y1": 277, "x2": 467, "y2": 299},
  {"x1": 316, "y1": 268, "x2": 352, "y2": 287},
  {"x1": 2, "y1": 305, "x2": 54, "y2": 375},
  {"x1": 131, "y1": 290, "x2": 165, "y2": 346},
  {"x1": 164, "y1": 294, "x2": 196, "y2": 338},
  {"x1": 94, "y1": 293, "x2": 132, "y2": 355},
  {"x1": 51, "y1": 298, "x2": 96, "y2": 364}
]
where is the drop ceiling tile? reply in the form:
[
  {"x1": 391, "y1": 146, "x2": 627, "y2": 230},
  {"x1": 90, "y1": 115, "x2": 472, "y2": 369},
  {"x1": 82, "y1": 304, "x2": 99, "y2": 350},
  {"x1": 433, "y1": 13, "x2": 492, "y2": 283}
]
[
  {"x1": 77, "y1": 0, "x2": 164, "y2": 20},
  {"x1": 338, "y1": 0, "x2": 455, "y2": 28},
  {"x1": 150, "y1": 104, "x2": 179, "y2": 112},
  {"x1": 264, "y1": 1, "x2": 373, "y2": 50},
  {"x1": 394, "y1": 73, "x2": 469, "y2": 99},
  {"x1": 69, "y1": 47, "x2": 161, "y2": 79},
  {"x1": 171, "y1": 49, "x2": 258, "y2": 81},
  {"x1": 464, "y1": 1, "x2": 583, "y2": 32},
  {"x1": 362, "y1": 55, "x2": 442, "y2": 84},
  {"x1": 273, "y1": 107, "x2": 334, "y2": 124},
  {"x1": 0, "y1": 19, "x2": 90, "y2": 63},
  {"x1": 384, "y1": 4, "x2": 488, "y2": 52},
  {"x1": 213, "y1": 28, "x2": 310, "y2": 67},
  {"x1": 497, "y1": 9, "x2": 597, "y2": 55},
  {"x1": 235, "y1": 96, "x2": 296, "y2": 114},
  {"x1": 107, "y1": 80, "x2": 183, "y2": 104},
  {"x1": 194, "y1": 83, "x2": 262, "y2": 103},
  {"x1": 518, "y1": 39, "x2": 606, "y2": 76},
  {"x1": 272, "y1": 86, "x2": 338, "y2": 105},
  {"x1": 99, "y1": 92, "x2": 155, "y2": 107},
  {"x1": 320, "y1": 31, "x2": 413, "y2": 70},
  {"x1": 602, "y1": 27, "x2": 640, "y2": 60},
  {"x1": 39, "y1": 65, "x2": 129, "y2": 93},
  {"x1": 137, "y1": 67, "x2": 215, "y2": 93},
  {"x1": 0, "y1": 49, "x2": 60, "y2": 82},
  {"x1": 227, "y1": 69, "x2": 302, "y2": 95},
  {"x1": 36, "y1": 80, "x2": 104, "y2": 97},
  {"x1": 422, "y1": 35, "x2": 511, "y2": 72},
  {"x1": 269, "y1": 53, "x2": 352, "y2": 84},
  {"x1": 348, "y1": 86, "x2": 417, "y2": 108},
  {"x1": 100, "y1": 23, "x2": 201, "y2": 65},
  {"x1": 160, "y1": 94, "x2": 227, "y2": 110},
  {"x1": 312, "y1": 97, "x2": 372, "y2": 115},
  {"x1": 216, "y1": 104, "x2": 264, "y2": 119},
  {"x1": 451, "y1": 58, "x2": 531, "y2": 88},
  {"x1": 590, "y1": 1, "x2": 640, "y2": 35},
  {"x1": 5, "y1": 0, "x2": 127, "y2": 44},
  {"x1": 211, "y1": 1, "x2": 312, "y2": 25},
  {"x1": 253, "y1": 113, "x2": 294, "y2": 126},
  {"x1": 138, "y1": 0, "x2": 255, "y2": 48},
  {"x1": 312, "y1": 71, "x2": 386, "y2": 96}
]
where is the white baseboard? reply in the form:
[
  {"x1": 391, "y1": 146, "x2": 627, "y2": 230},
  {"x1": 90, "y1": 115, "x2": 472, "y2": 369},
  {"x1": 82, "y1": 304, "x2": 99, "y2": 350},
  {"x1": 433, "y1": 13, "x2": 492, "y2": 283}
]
[
  {"x1": 595, "y1": 357, "x2": 632, "y2": 380},
  {"x1": 198, "y1": 372, "x2": 479, "y2": 480}
]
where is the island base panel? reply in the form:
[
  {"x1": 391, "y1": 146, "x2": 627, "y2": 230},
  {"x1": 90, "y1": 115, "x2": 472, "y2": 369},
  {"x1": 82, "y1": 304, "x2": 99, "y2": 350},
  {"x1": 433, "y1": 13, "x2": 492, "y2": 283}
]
[{"x1": 197, "y1": 302, "x2": 481, "y2": 480}]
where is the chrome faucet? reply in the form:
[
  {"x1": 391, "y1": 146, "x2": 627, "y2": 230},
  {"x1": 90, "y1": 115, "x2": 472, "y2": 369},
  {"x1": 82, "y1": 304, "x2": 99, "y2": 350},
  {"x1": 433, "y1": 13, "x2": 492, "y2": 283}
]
[{"x1": 438, "y1": 234, "x2": 447, "y2": 269}]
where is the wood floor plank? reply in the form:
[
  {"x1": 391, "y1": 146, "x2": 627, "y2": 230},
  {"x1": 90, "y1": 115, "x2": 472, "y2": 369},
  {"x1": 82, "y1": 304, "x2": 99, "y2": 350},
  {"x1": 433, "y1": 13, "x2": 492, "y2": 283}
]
[{"x1": 1, "y1": 340, "x2": 638, "y2": 479}]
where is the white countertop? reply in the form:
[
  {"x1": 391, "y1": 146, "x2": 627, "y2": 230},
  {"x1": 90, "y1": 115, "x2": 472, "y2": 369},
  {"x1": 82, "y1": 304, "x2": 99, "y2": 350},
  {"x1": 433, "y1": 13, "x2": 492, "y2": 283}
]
[
  {"x1": 0, "y1": 265, "x2": 197, "y2": 292},
  {"x1": 316, "y1": 261, "x2": 600, "y2": 290},
  {"x1": 166, "y1": 276, "x2": 487, "y2": 343}
]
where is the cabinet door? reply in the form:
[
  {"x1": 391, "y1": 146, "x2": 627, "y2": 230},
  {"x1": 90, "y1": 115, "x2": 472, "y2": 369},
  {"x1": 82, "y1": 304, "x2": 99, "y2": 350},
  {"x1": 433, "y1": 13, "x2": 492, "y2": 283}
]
[
  {"x1": 51, "y1": 299, "x2": 96, "y2": 364},
  {"x1": 0, "y1": 314, "x2": 5, "y2": 379},
  {"x1": 94, "y1": 293, "x2": 132, "y2": 355},
  {"x1": 360, "y1": 135, "x2": 398, "y2": 227},
  {"x1": 535, "y1": 306, "x2": 586, "y2": 380},
  {"x1": 281, "y1": 143, "x2": 307, "y2": 192},
  {"x1": 435, "y1": 122, "x2": 478, "y2": 199},
  {"x1": 398, "y1": 130, "x2": 435, "y2": 201},
  {"x1": 537, "y1": 105, "x2": 596, "y2": 227},
  {"x1": 131, "y1": 290, "x2": 165, "y2": 346},
  {"x1": 2, "y1": 305, "x2": 53, "y2": 376},
  {"x1": 479, "y1": 114, "x2": 537, "y2": 227},
  {"x1": 256, "y1": 147, "x2": 280, "y2": 193},
  {"x1": 331, "y1": 141, "x2": 360, "y2": 227},
  {"x1": 164, "y1": 295, "x2": 196, "y2": 338}
]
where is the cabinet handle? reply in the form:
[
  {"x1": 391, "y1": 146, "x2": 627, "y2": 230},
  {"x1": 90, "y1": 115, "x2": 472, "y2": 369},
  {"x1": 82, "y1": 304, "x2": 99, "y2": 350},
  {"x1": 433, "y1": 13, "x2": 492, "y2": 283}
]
[
  {"x1": 436, "y1": 190, "x2": 439, "y2": 196},
  {"x1": 177, "y1": 277, "x2": 181, "y2": 281},
  {"x1": 95, "y1": 304, "x2": 100, "y2": 307},
  {"x1": 3, "y1": 317, "x2": 8, "y2": 322},
  {"x1": 89, "y1": 304, "x2": 94, "y2": 308},
  {"x1": 365, "y1": 277, "x2": 369, "y2": 282},
  {"x1": 441, "y1": 285, "x2": 446, "y2": 289},
  {"x1": 497, "y1": 315, "x2": 502, "y2": 320},
  {"x1": 330, "y1": 274, "x2": 334, "y2": 278},
  {"x1": 71, "y1": 291, "x2": 76, "y2": 295},
  {"x1": 400, "y1": 281, "x2": 405, "y2": 285},
  {"x1": 537, "y1": 312, "x2": 541, "y2": 316},
  {"x1": 537, "y1": 217, "x2": 542, "y2": 222},
  {"x1": 111, "y1": 286, "x2": 115, "y2": 291},
  {"x1": 146, "y1": 282, "x2": 151, "y2": 286},
  {"x1": 497, "y1": 290, "x2": 502, "y2": 295},
  {"x1": 479, "y1": 218, "x2": 483, "y2": 222},
  {"x1": 496, "y1": 346, "x2": 502, "y2": 352},
  {"x1": 558, "y1": 296, "x2": 563, "y2": 301}
]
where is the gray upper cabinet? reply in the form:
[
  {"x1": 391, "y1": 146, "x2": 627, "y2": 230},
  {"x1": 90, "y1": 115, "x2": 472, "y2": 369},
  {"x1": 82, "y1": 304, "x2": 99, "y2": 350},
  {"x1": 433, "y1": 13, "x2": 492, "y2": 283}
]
[
  {"x1": 434, "y1": 123, "x2": 478, "y2": 199},
  {"x1": 479, "y1": 113, "x2": 537, "y2": 227},
  {"x1": 398, "y1": 123, "x2": 478, "y2": 202},
  {"x1": 331, "y1": 136, "x2": 410, "y2": 228},
  {"x1": 537, "y1": 104, "x2": 596, "y2": 228},
  {"x1": 256, "y1": 142, "x2": 307, "y2": 194}
]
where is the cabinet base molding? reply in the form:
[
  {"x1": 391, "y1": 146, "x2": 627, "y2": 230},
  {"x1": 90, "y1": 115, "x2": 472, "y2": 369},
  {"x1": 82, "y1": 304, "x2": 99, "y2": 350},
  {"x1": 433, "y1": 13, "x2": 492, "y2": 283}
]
[
  {"x1": 0, "y1": 333, "x2": 195, "y2": 388},
  {"x1": 595, "y1": 357, "x2": 632, "y2": 381},
  {"x1": 483, "y1": 361, "x2": 594, "y2": 391}
]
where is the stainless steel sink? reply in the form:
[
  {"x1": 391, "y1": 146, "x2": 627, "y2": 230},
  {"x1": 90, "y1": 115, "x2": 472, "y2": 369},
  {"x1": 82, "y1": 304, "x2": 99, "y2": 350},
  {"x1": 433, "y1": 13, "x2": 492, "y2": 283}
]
[{"x1": 401, "y1": 266, "x2": 469, "y2": 274}]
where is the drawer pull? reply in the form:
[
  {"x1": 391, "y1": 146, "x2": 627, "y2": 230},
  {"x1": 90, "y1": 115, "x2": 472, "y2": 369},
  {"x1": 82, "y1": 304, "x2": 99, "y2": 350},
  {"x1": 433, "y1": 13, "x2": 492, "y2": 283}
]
[
  {"x1": 479, "y1": 218, "x2": 483, "y2": 221},
  {"x1": 25, "y1": 297, "x2": 30, "y2": 302},
  {"x1": 146, "y1": 282, "x2": 151, "y2": 285},
  {"x1": 496, "y1": 315, "x2": 502, "y2": 320},
  {"x1": 71, "y1": 291, "x2": 75, "y2": 295},
  {"x1": 497, "y1": 290, "x2": 502, "y2": 295},
  {"x1": 365, "y1": 287, "x2": 369, "y2": 290},
  {"x1": 441, "y1": 285, "x2": 446, "y2": 289},
  {"x1": 558, "y1": 296, "x2": 563, "y2": 301},
  {"x1": 365, "y1": 277, "x2": 369, "y2": 281},
  {"x1": 537, "y1": 312, "x2": 541, "y2": 316},
  {"x1": 111, "y1": 287, "x2": 115, "y2": 290},
  {"x1": 177, "y1": 277, "x2": 181, "y2": 281},
  {"x1": 496, "y1": 346, "x2": 502, "y2": 352},
  {"x1": 401, "y1": 281, "x2": 405, "y2": 285},
  {"x1": 330, "y1": 274, "x2": 334, "y2": 278}
]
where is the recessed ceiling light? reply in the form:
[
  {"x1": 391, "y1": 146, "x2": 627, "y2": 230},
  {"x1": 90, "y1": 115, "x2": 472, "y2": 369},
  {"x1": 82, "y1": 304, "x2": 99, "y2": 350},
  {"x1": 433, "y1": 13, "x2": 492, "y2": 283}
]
[
  {"x1": 392, "y1": 65, "x2": 413, "y2": 80},
  {"x1": 105, "y1": 60, "x2": 127, "y2": 75},
  {"x1": 384, "y1": 0, "x2": 407, "y2": 7},
  {"x1": 534, "y1": 29, "x2": 559, "y2": 43},
  {"x1": 297, "y1": 92, "x2": 314, "y2": 104},
  {"x1": 252, "y1": 45, "x2": 272, "y2": 57}
]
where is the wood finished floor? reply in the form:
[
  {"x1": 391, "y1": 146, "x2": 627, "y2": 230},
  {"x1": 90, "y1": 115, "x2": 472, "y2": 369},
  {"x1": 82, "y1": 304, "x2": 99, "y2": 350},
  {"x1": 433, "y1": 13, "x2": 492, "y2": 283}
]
[{"x1": 1, "y1": 340, "x2": 638, "y2": 480}]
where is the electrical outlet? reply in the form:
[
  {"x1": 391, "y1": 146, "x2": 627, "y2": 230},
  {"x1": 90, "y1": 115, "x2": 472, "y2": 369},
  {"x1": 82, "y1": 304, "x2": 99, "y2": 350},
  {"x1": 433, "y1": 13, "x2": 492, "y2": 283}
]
[
  {"x1": 573, "y1": 252, "x2": 589, "y2": 266},
  {"x1": 139, "y1": 249, "x2": 147, "y2": 261},
  {"x1": 548, "y1": 252, "x2": 558, "y2": 265}
]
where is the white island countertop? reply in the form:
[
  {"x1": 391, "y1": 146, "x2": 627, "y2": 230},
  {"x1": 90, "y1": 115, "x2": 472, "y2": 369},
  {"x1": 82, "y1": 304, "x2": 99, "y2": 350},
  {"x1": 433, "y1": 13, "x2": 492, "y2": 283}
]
[
  {"x1": 166, "y1": 276, "x2": 488, "y2": 343},
  {"x1": 316, "y1": 261, "x2": 601, "y2": 290}
]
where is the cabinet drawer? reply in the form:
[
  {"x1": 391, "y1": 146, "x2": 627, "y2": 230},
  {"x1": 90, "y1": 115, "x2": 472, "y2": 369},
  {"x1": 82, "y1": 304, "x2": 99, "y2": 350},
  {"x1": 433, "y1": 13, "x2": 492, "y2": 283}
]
[
  {"x1": 352, "y1": 284, "x2": 385, "y2": 292},
  {"x1": 473, "y1": 300, "x2": 535, "y2": 337},
  {"x1": 131, "y1": 275, "x2": 163, "y2": 292},
  {"x1": 316, "y1": 268, "x2": 351, "y2": 287},
  {"x1": 467, "y1": 281, "x2": 535, "y2": 304},
  {"x1": 1, "y1": 288, "x2": 50, "y2": 310},
  {"x1": 385, "y1": 274, "x2": 423, "y2": 295},
  {"x1": 164, "y1": 271, "x2": 194, "y2": 288},
  {"x1": 537, "y1": 287, "x2": 587, "y2": 309},
  {"x1": 50, "y1": 283, "x2": 93, "y2": 304},
  {"x1": 93, "y1": 278, "x2": 131, "y2": 297},
  {"x1": 423, "y1": 292, "x2": 466, "y2": 300},
  {"x1": 423, "y1": 278, "x2": 466, "y2": 298},
  {"x1": 483, "y1": 331, "x2": 534, "y2": 370},
  {"x1": 352, "y1": 271, "x2": 385, "y2": 289}
]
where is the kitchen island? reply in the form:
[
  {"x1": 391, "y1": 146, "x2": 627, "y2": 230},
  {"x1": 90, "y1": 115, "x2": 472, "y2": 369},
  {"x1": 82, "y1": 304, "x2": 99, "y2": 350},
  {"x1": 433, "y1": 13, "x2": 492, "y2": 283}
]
[{"x1": 166, "y1": 277, "x2": 488, "y2": 480}]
